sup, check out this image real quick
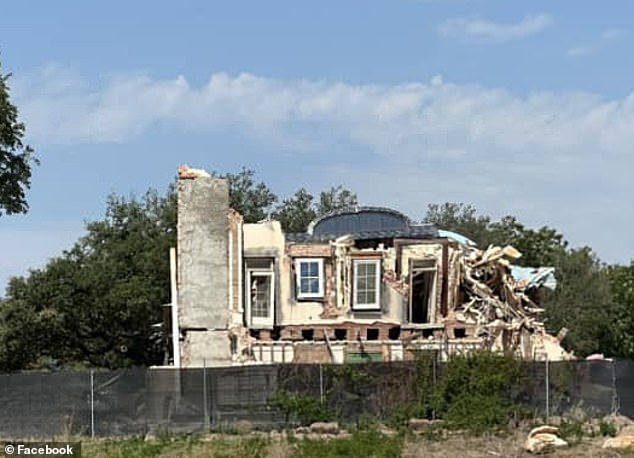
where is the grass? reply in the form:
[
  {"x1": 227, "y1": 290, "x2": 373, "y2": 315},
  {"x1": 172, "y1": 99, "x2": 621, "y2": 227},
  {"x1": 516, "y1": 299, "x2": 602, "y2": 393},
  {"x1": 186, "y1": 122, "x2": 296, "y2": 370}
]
[
  {"x1": 81, "y1": 432, "x2": 403, "y2": 458},
  {"x1": 10, "y1": 427, "x2": 634, "y2": 457}
]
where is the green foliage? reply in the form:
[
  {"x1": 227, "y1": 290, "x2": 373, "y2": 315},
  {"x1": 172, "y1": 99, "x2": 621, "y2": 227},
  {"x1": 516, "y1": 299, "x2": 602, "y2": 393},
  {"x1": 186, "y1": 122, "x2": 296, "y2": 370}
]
[
  {"x1": 423, "y1": 203, "x2": 492, "y2": 246},
  {"x1": 0, "y1": 188, "x2": 176, "y2": 369},
  {"x1": 432, "y1": 352, "x2": 527, "y2": 434},
  {"x1": 316, "y1": 185, "x2": 358, "y2": 216},
  {"x1": 274, "y1": 185, "x2": 358, "y2": 233},
  {"x1": 388, "y1": 351, "x2": 438, "y2": 426},
  {"x1": 272, "y1": 391, "x2": 337, "y2": 425},
  {"x1": 273, "y1": 188, "x2": 317, "y2": 233},
  {"x1": 546, "y1": 248, "x2": 616, "y2": 357},
  {"x1": 604, "y1": 262, "x2": 634, "y2": 356},
  {"x1": 325, "y1": 363, "x2": 374, "y2": 393},
  {"x1": 557, "y1": 418, "x2": 587, "y2": 445},
  {"x1": 599, "y1": 419, "x2": 618, "y2": 437},
  {"x1": 297, "y1": 430, "x2": 403, "y2": 458},
  {"x1": 423, "y1": 203, "x2": 567, "y2": 267},
  {"x1": 92, "y1": 437, "x2": 173, "y2": 458},
  {"x1": 0, "y1": 59, "x2": 37, "y2": 215},
  {"x1": 88, "y1": 435, "x2": 270, "y2": 458},
  {"x1": 219, "y1": 167, "x2": 278, "y2": 223}
]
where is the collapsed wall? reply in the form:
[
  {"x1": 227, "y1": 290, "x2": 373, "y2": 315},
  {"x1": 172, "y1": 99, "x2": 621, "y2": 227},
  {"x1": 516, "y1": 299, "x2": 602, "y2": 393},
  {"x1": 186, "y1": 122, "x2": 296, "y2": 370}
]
[{"x1": 449, "y1": 243, "x2": 573, "y2": 361}]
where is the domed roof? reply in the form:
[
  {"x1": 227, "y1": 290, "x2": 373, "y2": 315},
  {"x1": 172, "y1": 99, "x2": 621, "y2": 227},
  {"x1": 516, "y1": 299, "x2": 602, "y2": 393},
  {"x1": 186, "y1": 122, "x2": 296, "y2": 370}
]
[{"x1": 308, "y1": 207, "x2": 411, "y2": 236}]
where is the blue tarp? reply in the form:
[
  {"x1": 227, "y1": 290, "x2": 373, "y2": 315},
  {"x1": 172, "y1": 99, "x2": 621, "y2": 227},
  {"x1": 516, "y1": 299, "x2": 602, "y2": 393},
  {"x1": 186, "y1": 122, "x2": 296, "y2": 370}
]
[
  {"x1": 511, "y1": 266, "x2": 557, "y2": 290},
  {"x1": 438, "y1": 229, "x2": 477, "y2": 246}
]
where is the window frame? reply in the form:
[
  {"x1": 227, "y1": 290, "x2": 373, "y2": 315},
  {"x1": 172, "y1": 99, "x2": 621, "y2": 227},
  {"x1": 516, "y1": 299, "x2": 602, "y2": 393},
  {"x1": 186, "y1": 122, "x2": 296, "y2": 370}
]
[
  {"x1": 352, "y1": 258, "x2": 381, "y2": 310},
  {"x1": 246, "y1": 265, "x2": 275, "y2": 328},
  {"x1": 295, "y1": 258, "x2": 325, "y2": 300}
]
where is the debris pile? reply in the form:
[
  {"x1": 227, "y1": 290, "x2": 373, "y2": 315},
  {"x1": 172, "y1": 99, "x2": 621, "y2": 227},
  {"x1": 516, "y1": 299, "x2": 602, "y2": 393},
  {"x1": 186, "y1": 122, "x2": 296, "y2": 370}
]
[
  {"x1": 453, "y1": 244, "x2": 570, "y2": 359},
  {"x1": 178, "y1": 164, "x2": 211, "y2": 179}
]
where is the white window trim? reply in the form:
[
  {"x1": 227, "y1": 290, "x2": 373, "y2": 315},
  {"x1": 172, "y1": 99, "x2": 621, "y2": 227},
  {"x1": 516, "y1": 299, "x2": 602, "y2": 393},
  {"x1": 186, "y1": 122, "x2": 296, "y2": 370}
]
[
  {"x1": 246, "y1": 269, "x2": 275, "y2": 327},
  {"x1": 353, "y1": 259, "x2": 381, "y2": 310},
  {"x1": 295, "y1": 258, "x2": 324, "y2": 299}
]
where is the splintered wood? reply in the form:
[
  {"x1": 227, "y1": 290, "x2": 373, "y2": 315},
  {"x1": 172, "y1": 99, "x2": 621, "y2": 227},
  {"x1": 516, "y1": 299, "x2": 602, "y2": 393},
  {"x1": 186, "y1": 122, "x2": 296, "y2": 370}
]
[{"x1": 453, "y1": 244, "x2": 570, "y2": 359}]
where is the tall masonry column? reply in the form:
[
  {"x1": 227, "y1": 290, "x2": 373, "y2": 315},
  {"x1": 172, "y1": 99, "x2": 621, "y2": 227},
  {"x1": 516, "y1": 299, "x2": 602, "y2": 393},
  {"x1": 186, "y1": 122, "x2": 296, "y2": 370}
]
[{"x1": 177, "y1": 170, "x2": 232, "y2": 367}]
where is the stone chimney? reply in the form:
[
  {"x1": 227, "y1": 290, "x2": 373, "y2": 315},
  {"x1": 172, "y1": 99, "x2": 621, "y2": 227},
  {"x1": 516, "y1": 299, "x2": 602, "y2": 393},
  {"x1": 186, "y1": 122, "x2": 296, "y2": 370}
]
[{"x1": 177, "y1": 172, "x2": 232, "y2": 366}]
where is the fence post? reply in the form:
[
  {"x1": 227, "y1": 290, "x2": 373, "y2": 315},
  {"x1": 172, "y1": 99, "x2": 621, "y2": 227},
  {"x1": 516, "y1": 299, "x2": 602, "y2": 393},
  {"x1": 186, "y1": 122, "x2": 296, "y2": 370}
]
[
  {"x1": 432, "y1": 354, "x2": 437, "y2": 420},
  {"x1": 545, "y1": 355, "x2": 550, "y2": 422},
  {"x1": 319, "y1": 364, "x2": 324, "y2": 405},
  {"x1": 611, "y1": 359, "x2": 619, "y2": 414},
  {"x1": 90, "y1": 369, "x2": 95, "y2": 438},
  {"x1": 203, "y1": 359, "x2": 210, "y2": 430}
]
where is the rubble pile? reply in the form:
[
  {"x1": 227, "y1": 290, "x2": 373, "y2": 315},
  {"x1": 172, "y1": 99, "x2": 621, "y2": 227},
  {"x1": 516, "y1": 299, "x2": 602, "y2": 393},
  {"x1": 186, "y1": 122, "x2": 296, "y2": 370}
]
[{"x1": 454, "y1": 244, "x2": 557, "y2": 342}]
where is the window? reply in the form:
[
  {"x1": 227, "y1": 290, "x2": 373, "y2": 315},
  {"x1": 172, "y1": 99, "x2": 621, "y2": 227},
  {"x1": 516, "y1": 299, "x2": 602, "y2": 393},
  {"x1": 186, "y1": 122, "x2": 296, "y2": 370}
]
[
  {"x1": 245, "y1": 258, "x2": 275, "y2": 328},
  {"x1": 353, "y1": 259, "x2": 381, "y2": 310},
  {"x1": 250, "y1": 274, "x2": 272, "y2": 318},
  {"x1": 295, "y1": 258, "x2": 324, "y2": 299},
  {"x1": 409, "y1": 259, "x2": 437, "y2": 324}
]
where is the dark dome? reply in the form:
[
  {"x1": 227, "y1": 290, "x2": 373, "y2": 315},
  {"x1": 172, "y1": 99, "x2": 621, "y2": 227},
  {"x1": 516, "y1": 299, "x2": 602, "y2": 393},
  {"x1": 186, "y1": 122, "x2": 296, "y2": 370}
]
[{"x1": 309, "y1": 207, "x2": 410, "y2": 236}]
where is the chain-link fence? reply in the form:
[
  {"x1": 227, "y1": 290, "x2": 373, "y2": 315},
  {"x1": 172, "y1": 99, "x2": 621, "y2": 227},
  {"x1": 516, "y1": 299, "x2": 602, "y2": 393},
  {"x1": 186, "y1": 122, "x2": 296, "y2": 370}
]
[{"x1": 0, "y1": 359, "x2": 631, "y2": 438}]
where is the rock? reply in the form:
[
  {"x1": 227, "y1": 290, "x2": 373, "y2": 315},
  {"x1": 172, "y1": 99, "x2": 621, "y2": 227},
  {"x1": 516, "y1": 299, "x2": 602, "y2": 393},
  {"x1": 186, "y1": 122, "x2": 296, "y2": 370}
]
[
  {"x1": 378, "y1": 426, "x2": 397, "y2": 436},
  {"x1": 602, "y1": 435, "x2": 634, "y2": 450},
  {"x1": 529, "y1": 425, "x2": 560, "y2": 436},
  {"x1": 409, "y1": 418, "x2": 442, "y2": 433},
  {"x1": 524, "y1": 434, "x2": 568, "y2": 454},
  {"x1": 603, "y1": 414, "x2": 634, "y2": 431},
  {"x1": 309, "y1": 422, "x2": 340, "y2": 435},
  {"x1": 269, "y1": 430, "x2": 283, "y2": 440},
  {"x1": 234, "y1": 420, "x2": 254, "y2": 434},
  {"x1": 524, "y1": 425, "x2": 568, "y2": 454},
  {"x1": 620, "y1": 425, "x2": 634, "y2": 436}
]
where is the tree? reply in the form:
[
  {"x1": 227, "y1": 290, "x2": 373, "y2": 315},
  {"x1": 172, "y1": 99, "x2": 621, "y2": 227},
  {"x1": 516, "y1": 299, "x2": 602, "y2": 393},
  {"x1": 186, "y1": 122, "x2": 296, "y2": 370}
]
[
  {"x1": 544, "y1": 247, "x2": 615, "y2": 357},
  {"x1": 423, "y1": 203, "x2": 492, "y2": 246},
  {"x1": 603, "y1": 263, "x2": 634, "y2": 357},
  {"x1": 273, "y1": 188, "x2": 317, "y2": 233},
  {"x1": 274, "y1": 185, "x2": 359, "y2": 233},
  {"x1": 487, "y1": 217, "x2": 567, "y2": 267},
  {"x1": 0, "y1": 59, "x2": 37, "y2": 215},
  {"x1": 316, "y1": 185, "x2": 358, "y2": 216},
  {"x1": 218, "y1": 167, "x2": 277, "y2": 223},
  {"x1": 0, "y1": 188, "x2": 176, "y2": 370},
  {"x1": 423, "y1": 203, "x2": 567, "y2": 266}
]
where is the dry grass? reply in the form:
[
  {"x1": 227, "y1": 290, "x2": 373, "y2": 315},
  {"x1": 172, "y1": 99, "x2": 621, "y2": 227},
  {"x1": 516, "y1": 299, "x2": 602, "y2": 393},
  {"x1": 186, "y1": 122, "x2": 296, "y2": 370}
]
[{"x1": 401, "y1": 432, "x2": 634, "y2": 458}]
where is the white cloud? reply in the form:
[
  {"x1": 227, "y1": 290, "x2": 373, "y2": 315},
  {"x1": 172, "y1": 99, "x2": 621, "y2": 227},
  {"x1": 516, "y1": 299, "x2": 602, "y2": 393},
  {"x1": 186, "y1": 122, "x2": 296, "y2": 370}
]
[
  {"x1": 12, "y1": 68, "x2": 634, "y2": 263},
  {"x1": 566, "y1": 45, "x2": 596, "y2": 57},
  {"x1": 602, "y1": 28, "x2": 626, "y2": 40},
  {"x1": 15, "y1": 68, "x2": 634, "y2": 161},
  {"x1": 438, "y1": 14, "x2": 552, "y2": 43},
  {"x1": 567, "y1": 27, "x2": 627, "y2": 58}
]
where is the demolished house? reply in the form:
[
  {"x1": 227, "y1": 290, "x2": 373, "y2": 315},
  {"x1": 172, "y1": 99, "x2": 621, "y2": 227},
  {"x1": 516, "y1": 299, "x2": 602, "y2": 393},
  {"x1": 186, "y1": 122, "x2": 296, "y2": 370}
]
[{"x1": 170, "y1": 166, "x2": 572, "y2": 367}]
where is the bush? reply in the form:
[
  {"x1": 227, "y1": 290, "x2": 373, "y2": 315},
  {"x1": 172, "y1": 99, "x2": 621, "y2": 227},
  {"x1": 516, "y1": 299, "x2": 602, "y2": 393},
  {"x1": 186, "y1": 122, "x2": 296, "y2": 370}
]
[
  {"x1": 272, "y1": 391, "x2": 337, "y2": 425},
  {"x1": 297, "y1": 430, "x2": 403, "y2": 458},
  {"x1": 432, "y1": 351, "x2": 527, "y2": 434}
]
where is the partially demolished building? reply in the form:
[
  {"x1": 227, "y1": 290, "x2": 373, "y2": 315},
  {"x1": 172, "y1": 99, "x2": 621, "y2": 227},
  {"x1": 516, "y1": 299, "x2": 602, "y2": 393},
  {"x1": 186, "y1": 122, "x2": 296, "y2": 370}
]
[{"x1": 171, "y1": 167, "x2": 572, "y2": 367}]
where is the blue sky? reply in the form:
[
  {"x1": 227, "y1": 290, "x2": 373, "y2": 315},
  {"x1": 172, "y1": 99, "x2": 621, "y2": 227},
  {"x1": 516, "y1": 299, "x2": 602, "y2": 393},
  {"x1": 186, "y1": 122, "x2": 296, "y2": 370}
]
[{"x1": 1, "y1": 1, "x2": 634, "y2": 289}]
